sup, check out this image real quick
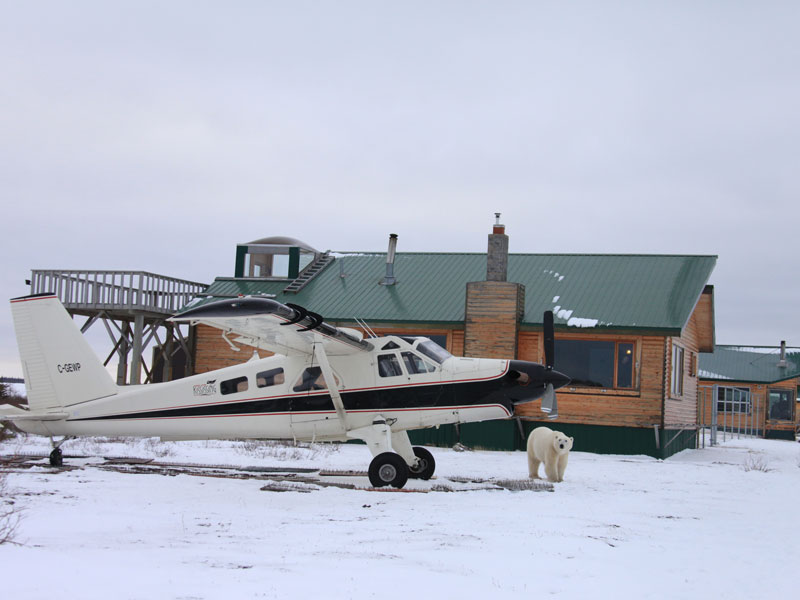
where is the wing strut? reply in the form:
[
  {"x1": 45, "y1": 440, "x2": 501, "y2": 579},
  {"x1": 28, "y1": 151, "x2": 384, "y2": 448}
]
[{"x1": 312, "y1": 338, "x2": 348, "y2": 432}]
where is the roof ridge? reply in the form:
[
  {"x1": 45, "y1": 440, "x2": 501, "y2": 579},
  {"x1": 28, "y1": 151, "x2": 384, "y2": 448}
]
[{"x1": 331, "y1": 251, "x2": 719, "y2": 258}]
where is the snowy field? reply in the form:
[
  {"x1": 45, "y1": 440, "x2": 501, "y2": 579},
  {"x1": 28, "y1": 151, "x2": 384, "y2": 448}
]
[{"x1": 1, "y1": 433, "x2": 799, "y2": 599}]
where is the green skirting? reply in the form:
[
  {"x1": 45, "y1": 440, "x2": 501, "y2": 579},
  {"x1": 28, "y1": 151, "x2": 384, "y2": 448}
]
[
  {"x1": 764, "y1": 429, "x2": 796, "y2": 441},
  {"x1": 408, "y1": 420, "x2": 698, "y2": 459}
]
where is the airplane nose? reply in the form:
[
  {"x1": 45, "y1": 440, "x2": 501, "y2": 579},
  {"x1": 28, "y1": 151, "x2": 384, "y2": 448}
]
[
  {"x1": 546, "y1": 368, "x2": 571, "y2": 390},
  {"x1": 505, "y1": 361, "x2": 571, "y2": 405}
]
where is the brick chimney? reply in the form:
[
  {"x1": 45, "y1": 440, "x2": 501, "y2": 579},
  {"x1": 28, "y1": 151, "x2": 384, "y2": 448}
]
[{"x1": 463, "y1": 215, "x2": 525, "y2": 359}]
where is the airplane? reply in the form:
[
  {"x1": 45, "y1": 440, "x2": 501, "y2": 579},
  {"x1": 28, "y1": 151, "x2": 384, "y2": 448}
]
[{"x1": 0, "y1": 293, "x2": 570, "y2": 489}]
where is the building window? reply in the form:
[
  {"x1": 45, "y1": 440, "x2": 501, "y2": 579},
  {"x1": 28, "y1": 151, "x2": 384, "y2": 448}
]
[
  {"x1": 221, "y1": 376, "x2": 248, "y2": 395},
  {"x1": 717, "y1": 387, "x2": 750, "y2": 414},
  {"x1": 554, "y1": 340, "x2": 635, "y2": 389},
  {"x1": 256, "y1": 368, "x2": 284, "y2": 388},
  {"x1": 768, "y1": 389, "x2": 794, "y2": 420},
  {"x1": 616, "y1": 343, "x2": 634, "y2": 388},
  {"x1": 671, "y1": 344, "x2": 685, "y2": 397}
]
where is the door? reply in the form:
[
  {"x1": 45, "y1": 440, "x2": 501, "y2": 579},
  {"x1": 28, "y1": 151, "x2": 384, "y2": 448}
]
[{"x1": 768, "y1": 389, "x2": 794, "y2": 421}]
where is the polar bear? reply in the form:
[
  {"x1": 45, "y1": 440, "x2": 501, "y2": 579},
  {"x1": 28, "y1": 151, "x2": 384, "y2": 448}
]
[{"x1": 527, "y1": 426, "x2": 573, "y2": 482}]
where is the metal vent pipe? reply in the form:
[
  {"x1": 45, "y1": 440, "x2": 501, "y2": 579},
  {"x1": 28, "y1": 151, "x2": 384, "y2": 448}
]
[
  {"x1": 778, "y1": 340, "x2": 787, "y2": 367},
  {"x1": 381, "y1": 233, "x2": 398, "y2": 285}
]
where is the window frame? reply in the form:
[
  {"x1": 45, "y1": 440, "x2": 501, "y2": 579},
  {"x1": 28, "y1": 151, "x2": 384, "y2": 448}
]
[
  {"x1": 221, "y1": 376, "x2": 249, "y2": 395},
  {"x1": 716, "y1": 386, "x2": 751, "y2": 414},
  {"x1": 767, "y1": 388, "x2": 795, "y2": 421},
  {"x1": 401, "y1": 351, "x2": 437, "y2": 375},
  {"x1": 671, "y1": 343, "x2": 685, "y2": 398},
  {"x1": 553, "y1": 338, "x2": 638, "y2": 391},
  {"x1": 377, "y1": 353, "x2": 404, "y2": 378},
  {"x1": 292, "y1": 367, "x2": 341, "y2": 392},
  {"x1": 256, "y1": 367, "x2": 285, "y2": 389}
]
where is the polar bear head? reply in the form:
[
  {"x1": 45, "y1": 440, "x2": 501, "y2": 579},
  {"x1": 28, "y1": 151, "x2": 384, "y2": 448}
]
[{"x1": 552, "y1": 432, "x2": 574, "y2": 455}]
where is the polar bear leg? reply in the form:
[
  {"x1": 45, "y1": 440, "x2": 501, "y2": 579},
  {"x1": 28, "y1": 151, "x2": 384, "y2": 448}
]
[
  {"x1": 556, "y1": 453, "x2": 569, "y2": 482},
  {"x1": 527, "y1": 451, "x2": 541, "y2": 479},
  {"x1": 544, "y1": 458, "x2": 559, "y2": 482}
]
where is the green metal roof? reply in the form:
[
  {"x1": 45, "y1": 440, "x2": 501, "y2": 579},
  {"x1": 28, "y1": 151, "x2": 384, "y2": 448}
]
[
  {"x1": 183, "y1": 252, "x2": 716, "y2": 334},
  {"x1": 699, "y1": 345, "x2": 800, "y2": 384}
]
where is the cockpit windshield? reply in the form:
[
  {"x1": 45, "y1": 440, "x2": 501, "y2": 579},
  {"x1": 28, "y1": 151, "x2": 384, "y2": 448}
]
[{"x1": 416, "y1": 340, "x2": 452, "y2": 364}]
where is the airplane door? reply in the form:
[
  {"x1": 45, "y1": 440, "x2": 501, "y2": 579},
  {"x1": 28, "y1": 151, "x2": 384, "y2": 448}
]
[
  {"x1": 397, "y1": 351, "x2": 445, "y2": 427},
  {"x1": 289, "y1": 365, "x2": 343, "y2": 439}
]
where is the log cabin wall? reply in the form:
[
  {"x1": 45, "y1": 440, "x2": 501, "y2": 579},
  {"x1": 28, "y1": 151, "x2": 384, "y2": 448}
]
[
  {"x1": 514, "y1": 330, "x2": 666, "y2": 428},
  {"x1": 761, "y1": 378, "x2": 798, "y2": 437},
  {"x1": 663, "y1": 308, "x2": 703, "y2": 429},
  {"x1": 697, "y1": 380, "x2": 765, "y2": 434},
  {"x1": 193, "y1": 323, "x2": 264, "y2": 374},
  {"x1": 698, "y1": 377, "x2": 799, "y2": 438}
]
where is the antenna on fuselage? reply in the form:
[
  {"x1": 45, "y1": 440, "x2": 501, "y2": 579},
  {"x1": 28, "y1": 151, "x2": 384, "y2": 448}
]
[{"x1": 355, "y1": 317, "x2": 378, "y2": 339}]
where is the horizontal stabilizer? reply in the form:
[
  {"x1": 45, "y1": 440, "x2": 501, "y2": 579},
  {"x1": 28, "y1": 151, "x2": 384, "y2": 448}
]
[{"x1": 0, "y1": 404, "x2": 68, "y2": 421}]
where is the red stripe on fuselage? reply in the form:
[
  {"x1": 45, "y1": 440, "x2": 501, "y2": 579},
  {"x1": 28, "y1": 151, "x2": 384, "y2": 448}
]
[
  {"x1": 88, "y1": 403, "x2": 514, "y2": 422},
  {"x1": 100, "y1": 363, "x2": 510, "y2": 418}
]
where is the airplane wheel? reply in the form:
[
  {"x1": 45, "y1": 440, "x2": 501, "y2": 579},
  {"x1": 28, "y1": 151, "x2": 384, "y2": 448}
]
[
  {"x1": 49, "y1": 448, "x2": 63, "y2": 467},
  {"x1": 408, "y1": 446, "x2": 435, "y2": 480},
  {"x1": 368, "y1": 452, "x2": 409, "y2": 489}
]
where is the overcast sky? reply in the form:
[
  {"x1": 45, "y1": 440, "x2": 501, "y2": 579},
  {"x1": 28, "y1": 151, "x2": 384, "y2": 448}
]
[{"x1": 2, "y1": 1, "x2": 798, "y2": 377}]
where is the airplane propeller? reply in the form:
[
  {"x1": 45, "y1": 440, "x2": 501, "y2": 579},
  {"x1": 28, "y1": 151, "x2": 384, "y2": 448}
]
[{"x1": 540, "y1": 310, "x2": 560, "y2": 420}]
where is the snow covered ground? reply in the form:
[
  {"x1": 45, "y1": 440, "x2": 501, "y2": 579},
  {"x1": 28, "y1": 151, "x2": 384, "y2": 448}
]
[{"x1": 1, "y1": 434, "x2": 798, "y2": 599}]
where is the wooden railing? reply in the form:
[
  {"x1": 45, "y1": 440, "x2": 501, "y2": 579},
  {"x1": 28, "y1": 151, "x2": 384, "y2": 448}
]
[{"x1": 30, "y1": 270, "x2": 208, "y2": 315}]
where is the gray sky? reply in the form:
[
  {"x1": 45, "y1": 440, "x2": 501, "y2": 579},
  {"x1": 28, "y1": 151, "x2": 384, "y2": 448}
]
[{"x1": 2, "y1": 1, "x2": 799, "y2": 377}]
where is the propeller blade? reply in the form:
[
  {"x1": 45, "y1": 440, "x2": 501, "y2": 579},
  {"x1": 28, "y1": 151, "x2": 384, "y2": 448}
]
[
  {"x1": 281, "y1": 303, "x2": 308, "y2": 326},
  {"x1": 541, "y1": 383, "x2": 559, "y2": 419},
  {"x1": 543, "y1": 310, "x2": 554, "y2": 370}
]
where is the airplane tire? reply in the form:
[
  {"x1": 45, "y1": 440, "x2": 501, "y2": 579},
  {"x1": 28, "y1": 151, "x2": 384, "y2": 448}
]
[
  {"x1": 408, "y1": 446, "x2": 435, "y2": 480},
  {"x1": 368, "y1": 452, "x2": 409, "y2": 489},
  {"x1": 49, "y1": 448, "x2": 63, "y2": 467}
]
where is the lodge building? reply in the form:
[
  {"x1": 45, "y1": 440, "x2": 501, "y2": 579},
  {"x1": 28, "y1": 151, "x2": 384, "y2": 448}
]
[
  {"x1": 185, "y1": 223, "x2": 717, "y2": 458},
  {"x1": 698, "y1": 344, "x2": 800, "y2": 440}
]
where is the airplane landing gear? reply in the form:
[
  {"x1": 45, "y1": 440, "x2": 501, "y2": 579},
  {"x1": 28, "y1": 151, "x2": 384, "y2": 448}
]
[
  {"x1": 48, "y1": 436, "x2": 73, "y2": 467},
  {"x1": 49, "y1": 447, "x2": 63, "y2": 467},
  {"x1": 407, "y1": 446, "x2": 435, "y2": 480},
  {"x1": 368, "y1": 452, "x2": 409, "y2": 489}
]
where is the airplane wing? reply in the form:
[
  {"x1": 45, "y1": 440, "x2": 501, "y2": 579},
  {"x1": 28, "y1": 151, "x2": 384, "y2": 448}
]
[{"x1": 170, "y1": 297, "x2": 374, "y2": 356}]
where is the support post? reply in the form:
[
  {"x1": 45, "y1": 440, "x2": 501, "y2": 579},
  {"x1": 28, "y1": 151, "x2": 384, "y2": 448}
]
[
  {"x1": 162, "y1": 323, "x2": 174, "y2": 383},
  {"x1": 116, "y1": 323, "x2": 130, "y2": 386},
  {"x1": 312, "y1": 339, "x2": 347, "y2": 432},
  {"x1": 130, "y1": 314, "x2": 145, "y2": 385}
]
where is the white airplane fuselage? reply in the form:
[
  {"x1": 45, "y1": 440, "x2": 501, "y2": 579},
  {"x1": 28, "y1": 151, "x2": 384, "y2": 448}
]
[{"x1": 16, "y1": 338, "x2": 515, "y2": 441}]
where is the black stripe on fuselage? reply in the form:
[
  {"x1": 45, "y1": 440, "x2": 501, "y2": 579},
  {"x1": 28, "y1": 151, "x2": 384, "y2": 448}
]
[{"x1": 68, "y1": 379, "x2": 520, "y2": 422}]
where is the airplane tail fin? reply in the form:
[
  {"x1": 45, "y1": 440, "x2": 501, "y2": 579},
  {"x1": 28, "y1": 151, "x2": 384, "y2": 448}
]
[{"x1": 10, "y1": 294, "x2": 117, "y2": 411}]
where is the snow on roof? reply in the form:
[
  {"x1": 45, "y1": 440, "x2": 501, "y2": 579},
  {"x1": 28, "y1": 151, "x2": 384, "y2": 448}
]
[{"x1": 698, "y1": 369, "x2": 733, "y2": 380}]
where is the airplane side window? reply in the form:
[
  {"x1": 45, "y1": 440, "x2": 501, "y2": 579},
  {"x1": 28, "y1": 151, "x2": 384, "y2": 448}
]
[
  {"x1": 221, "y1": 376, "x2": 248, "y2": 395},
  {"x1": 401, "y1": 352, "x2": 436, "y2": 374},
  {"x1": 293, "y1": 367, "x2": 340, "y2": 392},
  {"x1": 256, "y1": 368, "x2": 285, "y2": 388},
  {"x1": 378, "y1": 354, "x2": 403, "y2": 378}
]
